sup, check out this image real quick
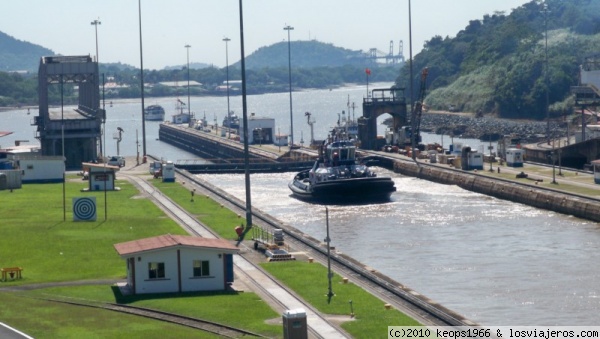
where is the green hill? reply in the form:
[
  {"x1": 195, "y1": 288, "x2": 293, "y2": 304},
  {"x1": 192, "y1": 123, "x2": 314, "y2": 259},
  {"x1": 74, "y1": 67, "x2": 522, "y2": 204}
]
[
  {"x1": 0, "y1": 31, "x2": 55, "y2": 72},
  {"x1": 397, "y1": 0, "x2": 600, "y2": 120},
  {"x1": 238, "y1": 40, "x2": 370, "y2": 69}
]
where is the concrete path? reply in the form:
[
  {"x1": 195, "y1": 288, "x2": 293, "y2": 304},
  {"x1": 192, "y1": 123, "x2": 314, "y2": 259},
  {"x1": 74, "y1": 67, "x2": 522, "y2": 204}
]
[{"x1": 124, "y1": 171, "x2": 349, "y2": 339}]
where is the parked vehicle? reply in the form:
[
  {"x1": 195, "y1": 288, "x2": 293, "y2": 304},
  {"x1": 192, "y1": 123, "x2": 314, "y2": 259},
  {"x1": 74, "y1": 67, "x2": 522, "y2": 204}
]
[{"x1": 107, "y1": 156, "x2": 125, "y2": 167}]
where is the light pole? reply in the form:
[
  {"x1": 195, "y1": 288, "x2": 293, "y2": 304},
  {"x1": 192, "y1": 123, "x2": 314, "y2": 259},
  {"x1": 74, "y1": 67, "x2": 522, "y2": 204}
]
[
  {"x1": 185, "y1": 44, "x2": 191, "y2": 124},
  {"x1": 542, "y1": 2, "x2": 550, "y2": 145},
  {"x1": 91, "y1": 18, "x2": 102, "y2": 158},
  {"x1": 138, "y1": 0, "x2": 147, "y2": 160},
  {"x1": 237, "y1": 0, "x2": 253, "y2": 242},
  {"x1": 284, "y1": 25, "x2": 294, "y2": 149},
  {"x1": 91, "y1": 18, "x2": 101, "y2": 63},
  {"x1": 223, "y1": 37, "x2": 231, "y2": 138},
  {"x1": 408, "y1": 0, "x2": 416, "y2": 161}
]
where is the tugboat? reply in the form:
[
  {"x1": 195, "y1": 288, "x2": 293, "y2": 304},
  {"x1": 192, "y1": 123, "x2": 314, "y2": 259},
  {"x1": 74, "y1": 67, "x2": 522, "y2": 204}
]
[
  {"x1": 222, "y1": 111, "x2": 240, "y2": 130},
  {"x1": 288, "y1": 128, "x2": 396, "y2": 204}
]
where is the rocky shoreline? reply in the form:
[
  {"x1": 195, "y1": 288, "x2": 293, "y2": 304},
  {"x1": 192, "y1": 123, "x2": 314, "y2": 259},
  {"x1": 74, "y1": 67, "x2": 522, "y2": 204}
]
[{"x1": 419, "y1": 112, "x2": 563, "y2": 142}]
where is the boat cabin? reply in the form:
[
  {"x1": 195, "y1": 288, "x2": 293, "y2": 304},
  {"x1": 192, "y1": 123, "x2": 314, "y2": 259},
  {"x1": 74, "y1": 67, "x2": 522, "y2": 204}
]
[{"x1": 323, "y1": 141, "x2": 356, "y2": 167}]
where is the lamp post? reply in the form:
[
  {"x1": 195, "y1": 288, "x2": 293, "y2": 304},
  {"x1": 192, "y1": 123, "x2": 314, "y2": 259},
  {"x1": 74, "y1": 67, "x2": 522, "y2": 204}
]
[
  {"x1": 185, "y1": 44, "x2": 191, "y2": 124},
  {"x1": 138, "y1": 0, "x2": 147, "y2": 160},
  {"x1": 91, "y1": 18, "x2": 101, "y2": 63},
  {"x1": 408, "y1": 0, "x2": 416, "y2": 161},
  {"x1": 488, "y1": 135, "x2": 494, "y2": 172},
  {"x1": 542, "y1": 2, "x2": 550, "y2": 145},
  {"x1": 223, "y1": 37, "x2": 231, "y2": 138},
  {"x1": 237, "y1": 0, "x2": 253, "y2": 242},
  {"x1": 91, "y1": 18, "x2": 102, "y2": 158},
  {"x1": 284, "y1": 25, "x2": 294, "y2": 149}
]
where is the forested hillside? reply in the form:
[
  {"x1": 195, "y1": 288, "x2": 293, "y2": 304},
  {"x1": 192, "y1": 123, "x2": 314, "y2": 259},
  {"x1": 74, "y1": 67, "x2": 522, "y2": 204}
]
[
  {"x1": 239, "y1": 41, "x2": 367, "y2": 69},
  {"x1": 0, "y1": 31, "x2": 54, "y2": 72},
  {"x1": 397, "y1": 0, "x2": 600, "y2": 120}
]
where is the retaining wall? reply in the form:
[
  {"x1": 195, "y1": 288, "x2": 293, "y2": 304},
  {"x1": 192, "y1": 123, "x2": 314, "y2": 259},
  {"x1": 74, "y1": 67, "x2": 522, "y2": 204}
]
[{"x1": 393, "y1": 161, "x2": 600, "y2": 222}]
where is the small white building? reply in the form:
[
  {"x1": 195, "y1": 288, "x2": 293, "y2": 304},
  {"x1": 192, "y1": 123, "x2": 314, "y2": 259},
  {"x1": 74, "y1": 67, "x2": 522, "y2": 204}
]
[
  {"x1": 114, "y1": 234, "x2": 239, "y2": 295},
  {"x1": 506, "y1": 148, "x2": 524, "y2": 167},
  {"x1": 240, "y1": 115, "x2": 275, "y2": 144},
  {"x1": 82, "y1": 162, "x2": 120, "y2": 191},
  {"x1": 274, "y1": 134, "x2": 289, "y2": 147},
  {"x1": 162, "y1": 161, "x2": 175, "y2": 182},
  {"x1": 14, "y1": 154, "x2": 65, "y2": 183},
  {"x1": 467, "y1": 151, "x2": 484, "y2": 170}
]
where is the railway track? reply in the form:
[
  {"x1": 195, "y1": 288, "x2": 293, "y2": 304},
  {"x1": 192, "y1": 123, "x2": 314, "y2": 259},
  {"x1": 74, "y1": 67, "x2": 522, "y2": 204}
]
[
  {"x1": 170, "y1": 168, "x2": 474, "y2": 327},
  {"x1": 122, "y1": 172, "x2": 346, "y2": 338},
  {"x1": 32, "y1": 296, "x2": 265, "y2": 338}
]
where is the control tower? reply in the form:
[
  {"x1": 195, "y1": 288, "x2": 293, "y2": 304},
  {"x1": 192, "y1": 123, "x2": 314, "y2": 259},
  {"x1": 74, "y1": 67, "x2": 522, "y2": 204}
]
[{"x1": 35, "y1": 56, "x2": 104, "y2": 169}]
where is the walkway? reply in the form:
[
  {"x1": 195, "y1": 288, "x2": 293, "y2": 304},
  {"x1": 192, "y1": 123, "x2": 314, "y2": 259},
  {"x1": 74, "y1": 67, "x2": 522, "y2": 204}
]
[{"x1": 123, "y1": 165, "x2": 349, "y2": 339}]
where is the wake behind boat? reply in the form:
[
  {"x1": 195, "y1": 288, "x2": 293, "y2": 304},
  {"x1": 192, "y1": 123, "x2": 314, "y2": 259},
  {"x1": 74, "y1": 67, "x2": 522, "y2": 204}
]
[{"x1": 288, "y1": 128, "x2": 396, "y2": 204}]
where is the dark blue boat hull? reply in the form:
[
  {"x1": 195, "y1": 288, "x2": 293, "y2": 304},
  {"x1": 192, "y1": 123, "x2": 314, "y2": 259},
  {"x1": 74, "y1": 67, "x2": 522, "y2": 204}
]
[{"x1": 289, "y1": 176, "x2": 396, "y2": 204}]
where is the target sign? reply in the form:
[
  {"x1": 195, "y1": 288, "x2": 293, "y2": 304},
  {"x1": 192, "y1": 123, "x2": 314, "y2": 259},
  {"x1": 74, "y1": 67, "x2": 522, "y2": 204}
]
[{"x1": 73, "y1": 197, "x2": 97, "y2": 221}]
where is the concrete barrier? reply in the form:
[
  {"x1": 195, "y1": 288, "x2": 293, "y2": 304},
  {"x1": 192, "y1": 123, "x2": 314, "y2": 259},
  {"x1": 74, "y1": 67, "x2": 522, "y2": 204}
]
[{"x1": 393, "y1": 160, "x2": 600, "y2": 222}]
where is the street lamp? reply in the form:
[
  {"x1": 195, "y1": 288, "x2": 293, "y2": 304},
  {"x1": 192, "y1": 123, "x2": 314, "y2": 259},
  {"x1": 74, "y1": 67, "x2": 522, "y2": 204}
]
[
  {"x1": 138, "y1": 0, "x2": 147, "y2": 160},
  {"x1": 91, "y1": 18, "x2": 102, "y2": 158},
  {"x1": 488, "y1": 136, "x2": 494, "y2": 172},
  {"x1": 91, "y1": 18, "x2": 101, "y2": 63},
  {"x1": 408, "y1": 0, "x2": 416, "y2": 161},
  {"x1": 223, "y1": 37, "x2": 231, "y2": 138},
  {"x1": 185, "y1": 44, "x2": 191, "y2": 124},
  {"x1": 284, "y1": 24, "x2": 294, "y2": 149},
  {"x1": 542, "y1": 2, "x2": 550, "y2": 144}
]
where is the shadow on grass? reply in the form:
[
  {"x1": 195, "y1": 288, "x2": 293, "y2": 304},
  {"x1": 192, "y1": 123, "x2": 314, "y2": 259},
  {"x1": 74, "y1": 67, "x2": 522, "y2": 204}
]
[{"x1": 110, "y1": 285, "x2": 241, "y2": 304}]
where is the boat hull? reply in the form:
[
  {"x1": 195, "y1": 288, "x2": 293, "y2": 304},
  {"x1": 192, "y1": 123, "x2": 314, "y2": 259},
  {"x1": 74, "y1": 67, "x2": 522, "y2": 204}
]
[{"x1": 289, "y1": 176, "x2": 396, "y2": 203}]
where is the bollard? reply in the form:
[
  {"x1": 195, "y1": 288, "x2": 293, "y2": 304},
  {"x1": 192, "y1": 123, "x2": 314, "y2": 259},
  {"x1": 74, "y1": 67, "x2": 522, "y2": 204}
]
[
  {"x1": 342, "y1": 277, "x2": 349, "y2": 284},
  {"x1": 308, "y1": 257, "x2": 314, "y2": 263}
]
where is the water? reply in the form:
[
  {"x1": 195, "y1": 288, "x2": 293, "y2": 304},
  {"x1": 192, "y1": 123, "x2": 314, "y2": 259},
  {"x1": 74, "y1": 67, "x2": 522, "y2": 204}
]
[
  {"x1": 201, "y1": 170, "x2": 600, "y2": 326},
  {"x1": 2, "y1": 85, "x2": 596, "y2": 325},
  {"x1": 0, "y1": 82, "x2": 496, "y2": 158}
]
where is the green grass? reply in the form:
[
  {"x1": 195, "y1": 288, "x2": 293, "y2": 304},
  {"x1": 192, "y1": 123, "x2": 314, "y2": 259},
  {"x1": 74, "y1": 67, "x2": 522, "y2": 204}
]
[
  {"x1": 24, "y1": 284, "x2": 281, "y2": 338},
  {"x1": 0, "y1": 176, "x2": 422, "y2": 338},
  {"x1": 152, "y1": 179, "x2": 247, "y2": 239},
  {"x1": 0, "y1": 292, "x2": 219, "y2": 339},
  {"x1": 0, "y1": 180, "x2": 282, "y2": 338},
  {"x1": 260, "y1": 261, "x2": 421, "y2": 338},
  {"x1": 0, "y1": 180, "x2": 187, "y2": 284}
]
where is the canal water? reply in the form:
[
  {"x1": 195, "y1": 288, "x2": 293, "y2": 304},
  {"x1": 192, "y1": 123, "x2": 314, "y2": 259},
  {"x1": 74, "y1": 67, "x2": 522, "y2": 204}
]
[{"x1": 1, "y1": 84, "x2": 598, "y2": 325}]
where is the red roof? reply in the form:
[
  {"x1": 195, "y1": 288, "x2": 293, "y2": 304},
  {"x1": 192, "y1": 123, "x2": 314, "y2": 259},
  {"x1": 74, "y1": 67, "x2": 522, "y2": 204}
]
[{"x1": 114, "y1": 234, "x2": 239, "y2": 256}]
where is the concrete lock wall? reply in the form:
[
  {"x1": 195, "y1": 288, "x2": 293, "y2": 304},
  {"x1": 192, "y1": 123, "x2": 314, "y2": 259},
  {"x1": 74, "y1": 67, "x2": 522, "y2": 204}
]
[{"x1": 393, "y1": 161, "x2": 600, "y2": 222}]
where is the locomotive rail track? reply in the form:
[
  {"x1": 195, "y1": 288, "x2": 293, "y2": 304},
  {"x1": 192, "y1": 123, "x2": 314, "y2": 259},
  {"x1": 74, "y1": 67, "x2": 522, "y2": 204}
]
[
  {"x1": 123, "y1": 172, "x2": 347, "y2": 338},
  {"x1": 29, "y1": 296, "x2": 266, "y2": 338},
  {"x1": 166, "y1": 168, "x2": 475, "y2": 327}
]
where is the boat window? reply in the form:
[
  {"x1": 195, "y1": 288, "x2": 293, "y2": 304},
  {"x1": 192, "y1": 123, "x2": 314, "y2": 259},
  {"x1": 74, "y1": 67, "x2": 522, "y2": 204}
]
[{"x1": 340, "y1": 148, "x2": 348, "y2": 160}]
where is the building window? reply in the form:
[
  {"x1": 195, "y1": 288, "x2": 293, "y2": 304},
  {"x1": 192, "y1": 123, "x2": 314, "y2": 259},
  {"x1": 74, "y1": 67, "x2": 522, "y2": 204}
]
[
  {"x1": 148, "y1": 262, "x2": 165, "y2": 279},
  {"x1": 193, "y1": 260, "x2": 210, "y2": 277}
]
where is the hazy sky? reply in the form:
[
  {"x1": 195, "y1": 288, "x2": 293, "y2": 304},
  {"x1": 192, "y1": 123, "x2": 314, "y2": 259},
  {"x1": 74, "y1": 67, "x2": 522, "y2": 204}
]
[{"x1": 2, "y1": 0, "x2": 532, "y2": 70}]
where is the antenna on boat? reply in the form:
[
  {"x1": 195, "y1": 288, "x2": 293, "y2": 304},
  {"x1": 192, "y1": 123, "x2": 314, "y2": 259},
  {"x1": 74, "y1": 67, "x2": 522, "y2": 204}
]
[{"x1": 305, "y1": 111, "x2": 315, "y2": 146}]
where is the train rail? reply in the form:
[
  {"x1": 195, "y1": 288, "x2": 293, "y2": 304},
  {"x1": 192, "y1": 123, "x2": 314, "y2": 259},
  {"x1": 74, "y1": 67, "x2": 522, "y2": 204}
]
[
  {"x1": 122, "y1": 172, "x2": 345, "y2": 338},
  {"x1": 171, "y1": 168, "x2": 474, "y2": 327},
  {"x1": 31, "y1": 296, "x2": 265, "y2": 338}
]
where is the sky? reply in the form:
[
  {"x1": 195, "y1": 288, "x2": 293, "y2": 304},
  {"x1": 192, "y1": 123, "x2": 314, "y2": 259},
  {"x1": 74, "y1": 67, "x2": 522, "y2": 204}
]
[{"x1": 2, "y1": 0, "x2": 532, "y2": 70}]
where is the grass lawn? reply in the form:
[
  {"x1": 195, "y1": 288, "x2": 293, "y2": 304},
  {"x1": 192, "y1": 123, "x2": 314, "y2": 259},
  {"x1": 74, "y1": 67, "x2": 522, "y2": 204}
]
[
  {"x1": 0, "y1": 180, "x2": 281, "y2": 338},
  {"x1": 152, "y1": 179, "x2": 246, "y2": 240},
  {"x1": 0, "y1": 292, "x2": 217, "y2": 339},
  {"x1": 260, "y1": 261, "x2": 421, "y2": 338},
  {"x1": 0, "y1": 180, "x2": 187, "y2": 284},
  {"x1": 22, "y1": 284, "x2": 281, "y2": 338}
]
